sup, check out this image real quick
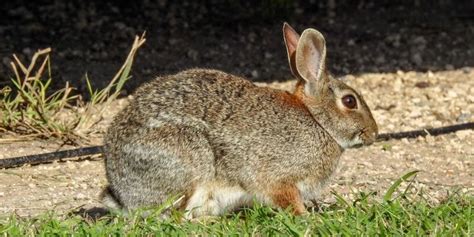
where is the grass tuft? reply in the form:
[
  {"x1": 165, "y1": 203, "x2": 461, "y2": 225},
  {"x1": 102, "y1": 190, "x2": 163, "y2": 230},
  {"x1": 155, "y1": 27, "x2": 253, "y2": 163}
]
[
  {"x1": 0, "y1": 34, "x2": 146, "y2": 141},
  {"x1": 1, "y1": 48, "x2": 77, "y2": 138},
  {"x1": 75, "y1": 33, "x2": 146, "y2": 135}
]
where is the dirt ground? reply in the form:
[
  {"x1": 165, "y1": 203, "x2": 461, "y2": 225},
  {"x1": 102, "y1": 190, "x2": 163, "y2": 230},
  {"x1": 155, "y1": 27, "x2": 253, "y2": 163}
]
[{"x1": 1, "y1": 68, "x2": 472, "y2": 217}]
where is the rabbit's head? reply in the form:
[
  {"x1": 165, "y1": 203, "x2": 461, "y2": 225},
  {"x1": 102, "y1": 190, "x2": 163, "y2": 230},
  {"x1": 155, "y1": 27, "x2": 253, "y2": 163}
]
[{"x1": 283, "y1": 23, "x2": 378, "y2": 149}]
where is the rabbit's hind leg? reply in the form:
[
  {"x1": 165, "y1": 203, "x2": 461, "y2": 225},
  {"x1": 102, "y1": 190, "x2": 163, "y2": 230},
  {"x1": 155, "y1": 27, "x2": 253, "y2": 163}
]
[{"x1": 106, "y1": 124, "x2": 216, "y2": 211}]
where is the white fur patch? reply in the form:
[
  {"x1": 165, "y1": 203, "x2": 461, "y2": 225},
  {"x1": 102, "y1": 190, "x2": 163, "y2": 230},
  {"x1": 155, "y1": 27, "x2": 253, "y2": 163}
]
[
  {"x1": 337, "y1": 135, "x2": 363, "y2": 149},
  {"x1": 184, "y1": 184, "x2": 253, "y2": 219}
]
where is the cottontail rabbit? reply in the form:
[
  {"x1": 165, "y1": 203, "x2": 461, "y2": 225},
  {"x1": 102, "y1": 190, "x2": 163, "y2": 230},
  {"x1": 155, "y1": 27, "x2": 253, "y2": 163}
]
[{"x1": 102, "y1": 23, "x2": 378, "y2": 218}]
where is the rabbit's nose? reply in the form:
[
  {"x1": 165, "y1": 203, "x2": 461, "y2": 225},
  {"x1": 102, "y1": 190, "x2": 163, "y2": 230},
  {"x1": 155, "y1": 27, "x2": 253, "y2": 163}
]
[
  {"x1": 363, "y1": 128, "x2": 378, "y2": 145},
  {"x1": 370, "y1": 124, "x2": 379, "y2": 140}
]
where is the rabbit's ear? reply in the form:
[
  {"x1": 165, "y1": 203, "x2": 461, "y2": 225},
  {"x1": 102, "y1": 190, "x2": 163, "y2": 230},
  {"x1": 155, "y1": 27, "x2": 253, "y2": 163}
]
[
  {"x1": 282, "y1": 22, "x2": 301, "y2": 78},
  {"x1": 295, "y1": 29, "x2": 328, "y2": 97}
]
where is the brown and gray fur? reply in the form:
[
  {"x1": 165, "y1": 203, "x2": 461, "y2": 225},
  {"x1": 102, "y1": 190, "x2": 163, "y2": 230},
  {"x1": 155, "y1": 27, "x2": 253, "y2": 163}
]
[{"x1": 102, "y1": 23, "x2": 378, "y2": 218}]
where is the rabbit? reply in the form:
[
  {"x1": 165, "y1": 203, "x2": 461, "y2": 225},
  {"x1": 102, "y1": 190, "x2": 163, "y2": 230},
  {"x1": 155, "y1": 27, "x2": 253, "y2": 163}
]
[{"x1": 101, "y1": 23, "x2": 378, "y2": 218}]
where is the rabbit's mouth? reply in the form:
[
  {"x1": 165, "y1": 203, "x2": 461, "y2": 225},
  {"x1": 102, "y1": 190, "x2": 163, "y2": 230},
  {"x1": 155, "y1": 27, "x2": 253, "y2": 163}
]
[
  {"x1": 334, "y1": 128, "x2": 377, "y2": 149},
  {"x1": 358, "y1": 127, "x2": 377, "y2": 145},
  {"x1": 346, "y1": 128, "x2": 376, "y2": 149}
]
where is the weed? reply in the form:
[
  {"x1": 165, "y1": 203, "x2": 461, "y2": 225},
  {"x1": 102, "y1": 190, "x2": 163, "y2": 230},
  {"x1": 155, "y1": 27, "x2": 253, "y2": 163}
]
[
  {"x1": 1, "y1": 48, "x2": 77, "y2": 138},
  {"x1": 382, "y1": 143, "x2": 392, "y2": 151},
  {"x1": 0, "y1": 34, "x2": 146, "y2": 141}
]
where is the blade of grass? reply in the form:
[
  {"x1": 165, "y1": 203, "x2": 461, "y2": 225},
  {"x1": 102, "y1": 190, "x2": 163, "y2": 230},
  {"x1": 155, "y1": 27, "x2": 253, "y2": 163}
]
[{"x1": 383, "y1": 170, "x2": 419, "y2": 202}]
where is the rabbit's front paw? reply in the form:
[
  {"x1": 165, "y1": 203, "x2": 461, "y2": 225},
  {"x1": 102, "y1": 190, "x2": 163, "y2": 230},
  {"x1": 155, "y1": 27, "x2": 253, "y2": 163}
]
[{"x1": 267, "y1": 182, "x2": 307, "y2": 215}]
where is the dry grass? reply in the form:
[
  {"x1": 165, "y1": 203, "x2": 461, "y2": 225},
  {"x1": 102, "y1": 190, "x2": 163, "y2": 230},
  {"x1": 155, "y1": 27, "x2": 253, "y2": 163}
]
[{"x1": 0, "y1": 34, "x2": 146, "y2": 142}]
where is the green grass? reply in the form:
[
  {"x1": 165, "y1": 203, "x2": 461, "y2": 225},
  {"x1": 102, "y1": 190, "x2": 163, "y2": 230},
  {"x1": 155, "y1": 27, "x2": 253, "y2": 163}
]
[
  {"x1": 0, "y1": 171, "x2": 472, "y2": 236},
  {"x1": 0, "y1": 193, "x2": 471, "y2": 236}
]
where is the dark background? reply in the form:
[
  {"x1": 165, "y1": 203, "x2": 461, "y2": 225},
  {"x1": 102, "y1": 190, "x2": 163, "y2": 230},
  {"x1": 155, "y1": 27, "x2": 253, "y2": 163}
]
[{"x1": 1, "y1": 0, "x2": 473, "y2": 96}]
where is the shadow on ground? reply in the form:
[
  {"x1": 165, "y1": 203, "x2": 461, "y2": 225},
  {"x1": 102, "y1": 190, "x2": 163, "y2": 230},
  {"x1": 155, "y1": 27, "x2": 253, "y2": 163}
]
[
  {"x1": 73, "y1": 207, "x2": 110, "y2": 221},
  {"x1": 1, "y1": 0, "x2": 473, "y2": 96}
]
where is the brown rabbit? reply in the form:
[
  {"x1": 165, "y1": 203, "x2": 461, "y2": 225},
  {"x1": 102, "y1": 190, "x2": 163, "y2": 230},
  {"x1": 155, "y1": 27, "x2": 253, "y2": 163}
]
[{"x1": 102, "y1": 23, "x2": 378, "y2": 218}]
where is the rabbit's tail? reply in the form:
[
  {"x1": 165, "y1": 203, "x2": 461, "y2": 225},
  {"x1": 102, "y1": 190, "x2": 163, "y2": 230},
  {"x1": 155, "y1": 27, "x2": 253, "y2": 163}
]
[{"x1": 100, "y1": 185, "x2": 123, "y2": 210}]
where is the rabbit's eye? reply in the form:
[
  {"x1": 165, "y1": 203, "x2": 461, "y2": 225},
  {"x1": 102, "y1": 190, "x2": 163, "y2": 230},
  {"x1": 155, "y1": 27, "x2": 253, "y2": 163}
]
[{"x1": 342, "y1": 95, "x2": 357, "y2": 109}]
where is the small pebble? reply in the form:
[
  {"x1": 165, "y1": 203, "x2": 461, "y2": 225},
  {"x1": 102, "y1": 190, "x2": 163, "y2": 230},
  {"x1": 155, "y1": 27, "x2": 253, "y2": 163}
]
[
  {"x1": 455, "y1": 130, "x2": 472, "y2": 140},
  {"x1": 251, "y1": 70, "x2": 259, "y2": 79}
]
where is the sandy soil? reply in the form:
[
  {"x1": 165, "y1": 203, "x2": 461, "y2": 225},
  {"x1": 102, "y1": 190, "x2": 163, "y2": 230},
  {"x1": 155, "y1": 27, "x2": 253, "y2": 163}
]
[{"x1": 1, "y1": 68, "x2": 472, "y2": 217}]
